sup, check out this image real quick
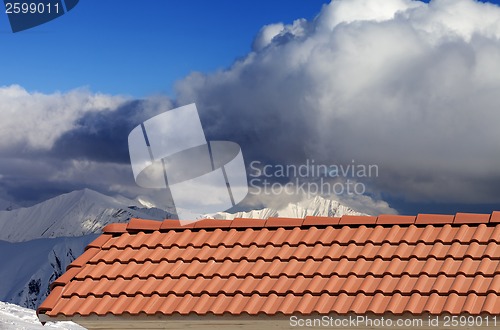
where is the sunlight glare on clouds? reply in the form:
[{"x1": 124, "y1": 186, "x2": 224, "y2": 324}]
[
  {"x1": 252, "y1": 23, "x2": 286, "y2": 51},
  {"x1": 316, "y1": 0, "x2": 422, "y2": 30}
]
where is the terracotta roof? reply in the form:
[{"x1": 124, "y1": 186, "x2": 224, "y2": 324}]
[{"x1": 38, "y1": 212, "x2": 500, "y2": 319}]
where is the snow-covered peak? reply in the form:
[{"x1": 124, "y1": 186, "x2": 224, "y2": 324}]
[
  {"x1": 205, "y1": 195, "x2": 365, "y2": 220},
  {"x1": 0, "y1": 197, "x2": 19, "y2": 211},
  {"x1": 135, "y1": 195, "x2": 157, "y2": 209},
  {"x1": 54, "y1": 188, "x2": 139, "y2": 209},
  {"x1": 0, "y1": 189, "x2": 171, "y2": 242},
  {"x1": 278, "y1": 195, "x2": 365, "y2": 218}
]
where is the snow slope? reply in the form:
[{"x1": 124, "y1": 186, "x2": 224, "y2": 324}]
[
  {"x1": 0, "y1": 301, "x2": 84, "y2": 330},
  {"x1": 0, "y1": 235, "x2": 97, "y2": 309},
  {"x1": 0, "y1": 197, "x2": 19, "y2": 212},
  {"x1": 205, "y1": 195, "x2": 365, "y2": 219},
  {"x1": 0, "y1": 188, "x2": 173, "y2": 311},
  {"x1": 0, "y1": 189, "x2": 171, "y2": 242}
]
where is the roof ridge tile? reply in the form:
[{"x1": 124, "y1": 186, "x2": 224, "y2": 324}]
[
  {"x1": 339, "y1": 215, "x2": 377, "y2": 225},
  {"x1": 194, "y1": 219, "x2": 232, "y2": 228},
  {"x1": 303, "y1": 216, "x2": 340, "y2": 226},
  {"x1": 376, "y1": 215, "x2": 416, "y2": 225},
  {"x1": 489, "y1": 211, "x2": 500, "y2": 223},
  {"x1": 415, "y1": 214, "x2": 455, "y2": 225},
  {"x1": 49, "y1": 268, "x2": 81, "y2": 290},
  {"x1": 454, "y1": 213, "x2": 491, "y2": 224},
  {"x1": 66, "y1": 248, "x2": 98, "y2": 269},
  {"x1": 102, "y1": 223, "x2": 127, "y2": 234},
  {"x1": 231, "y1": 218, "x2": 266, "y2": 228},
  {"x1": 160, "y1": 220, "x2": 195, "y2": 230},
  {"x1": 37, "y1": 286, "x2": 64, "y2": 316},
  {"x1": 127, "y1": 218, "x2": 162, "y2": 232},
  {"x1": 104, "y1": 212, "x2": 500, "y2": 234},
  {"x1": 266, "y1": 217, "x2": 304, "y2": 228},
  {"x1": 86, "y1": 234, "x2": 113, "y2": 250}
]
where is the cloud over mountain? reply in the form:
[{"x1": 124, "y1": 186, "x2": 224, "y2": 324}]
[{"x1": 0, "y1": 86, "x2": 172, "y2": 205}]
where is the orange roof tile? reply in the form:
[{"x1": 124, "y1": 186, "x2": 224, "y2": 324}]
[
  {"x1": 454, "y1": 213, "x2": 490, "y2": 224},
  {"x1": 376, "y1": 214, "x2": 416, "y2": 225},
  {"x1": 303, "y1": 215, "x2": 340, "y2": 226},
  {"x1": 415, "y1": 214, "x2": 455, "y2": 225},
  {"x1": 490, "y1": 211, "x2": 500, "y2": 223},
  {"x1": 38, "y1": 212, "x2": 500, "y2": 320},
  {"x1": 230, "y1": 218, "x2": 266, "y2": 228},
  {"x1": 339, "y1": 215, "x2": 377, "y2": 225},
  {"x1": 265, "y1": 217, "x2": 304, "y2": 228}
]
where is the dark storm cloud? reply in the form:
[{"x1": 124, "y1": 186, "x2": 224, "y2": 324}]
[
  {"x1": 0, "y1": 86, "x2": 172, "y2": 206},
  {"x1": 50, "y1": 99, "x2": 171, "y2": 163}
]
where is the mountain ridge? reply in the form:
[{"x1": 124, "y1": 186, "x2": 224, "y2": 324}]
[
  {"x1": 0, "y1": 188, "x2": 172, "y2": 242},
  {"x1": 204, "y1": 195, "x2": 365, "y2": 220}
]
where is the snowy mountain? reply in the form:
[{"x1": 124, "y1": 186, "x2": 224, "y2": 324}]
[
  {"x1": 0, "y1": 189, "x2": 364, "y2": 243},
  {"x1": 0, "y1": 189, "x2": 172, "y2": 242},
  {"x1": 0, "y1": 189, "x2": 174, "y2": 313},
  {"x1": 205, "y1": 195, "x2": 365, "y2": 219},
  {"x1": 0, "y1": 301, "x2": 84, "y2": 330}
]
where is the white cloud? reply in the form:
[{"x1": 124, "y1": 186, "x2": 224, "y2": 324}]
[
  {"x1": 316, "y1": 0, "x2": 422, "y2": 30},
  {"x1": 408, "y1": 0, "x2": 500, "y2": 42},
  {"x1": 0, "y1": 85, "x2": 127, "y2": 150},
  {"x1": 246, "y1": 184, "x2": 397, "y2": 216},
  {"x1": 175, "y1": 0, "x2": 500, "y2": 205},
  {"x1": 252, "y1": 23, "x2": 285, "y2": 51},
  {"x1": 336, "y1": 193, "x2": 397, "y2": 215}
]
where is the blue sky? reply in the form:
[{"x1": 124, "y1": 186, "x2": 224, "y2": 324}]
[
  {"x1": 0, "y1": 0, "x2": 328, "y2": 97},
  {"x1": 3, "y1": 0, "x2": 499, "y2": 97}
]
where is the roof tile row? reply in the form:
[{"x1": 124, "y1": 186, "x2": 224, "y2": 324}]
[
  {"x1": 38, "y1": 213, "x2": 500, "y2": 320},
  {"x1": 101, "y1": 224, "x2": 500, "y2": 250},
  {"x1": 105, "y1": 212, "x2": 500, "y2": 234},
  {"x1": 73, "y1": 257, "x2": 500, "y2": 280},
  {"x1": 47, "y1": 292, "x2": 499, "y2": 316},
  {"x1": 62, "y1": 274, "x2": 500, "y2": 298},
  {"x1": 88, "y1": 241, "x2": 499, "y2": 264}
]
